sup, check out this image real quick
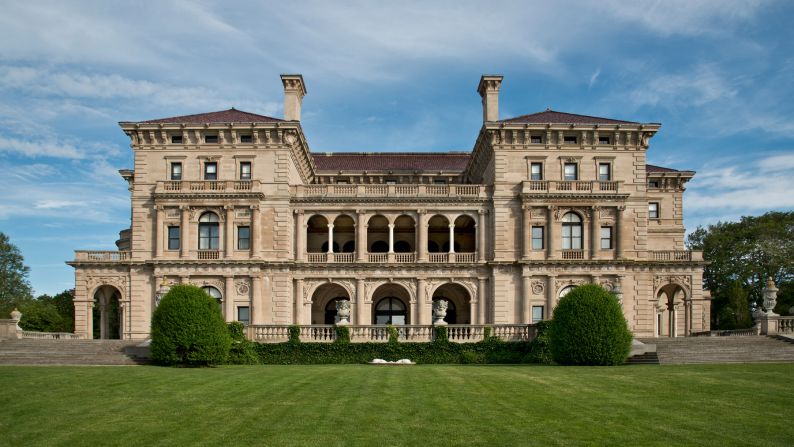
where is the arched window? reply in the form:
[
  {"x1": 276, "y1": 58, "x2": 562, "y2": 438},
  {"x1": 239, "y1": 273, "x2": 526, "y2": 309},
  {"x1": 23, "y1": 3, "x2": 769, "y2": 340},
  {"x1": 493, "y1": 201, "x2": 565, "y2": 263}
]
[
  {"x1": 559, "y1": 285, "x2": 576, "y2": 298},
  {"x1": 561, "y1": 212, "x2": 582, "y2": 249},
  {"x1": 199, "y1": 212, "x2": 220, "y2": 250},
  {"x1": 432, "y1": 297, "x2": 457, "y2": 324},
  {"x1": 370, "y1": 240, "x2": 388, "y2": 253},
  {"x1": 374, "y1": 297, "x2": 407, "y2": 325},
  {"x1": 202, "y1": 286, "x2": 223, "y2": 309},
  {"x1": 324, "y1": 297, "x2": 349, "y2": 324}
]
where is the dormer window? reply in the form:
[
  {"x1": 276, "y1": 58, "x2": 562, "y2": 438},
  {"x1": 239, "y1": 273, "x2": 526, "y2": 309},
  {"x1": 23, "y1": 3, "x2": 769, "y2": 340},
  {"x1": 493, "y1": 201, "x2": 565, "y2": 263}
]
[
  {"x1": 531, "y1": 135, "x2": 542, "y2": 144},
  {"x1": 171, "y1": 135, "x2": 183, "y2": 144},
  {"x1": 599, "y1": 136, "x2": 611, "y2": 145},
  {"x1": 648, "y1": 180, "x2": 659, "y2": 188},
  {"x1": 433, "y1": 179, "x2": 448, "y2": 185},
  {"x1": 563, "y1": 136, "x2": 577, "y2": 144},
  {"x1": 240, "y1": 134, "x2": 252, "y2": 143},
  {"x1": 205, "y1": 134, "x2": 219, "y2": 144}
]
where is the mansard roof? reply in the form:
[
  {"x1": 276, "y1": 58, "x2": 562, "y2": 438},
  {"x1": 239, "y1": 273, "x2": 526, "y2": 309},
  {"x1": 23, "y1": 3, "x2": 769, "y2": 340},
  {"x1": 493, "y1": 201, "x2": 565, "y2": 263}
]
[
  {"x1": 136, "y1": 108, "x2": 282, "y2": 124},
  {"x1": 646, "y1": 164, "x2": 680, "y2": 173},
  {"x1": 500, "y1": 109, "x2": 640, "y2": 125},
  {"x1": 311, "y1": 152, "x2": 471, "y2": 172}
]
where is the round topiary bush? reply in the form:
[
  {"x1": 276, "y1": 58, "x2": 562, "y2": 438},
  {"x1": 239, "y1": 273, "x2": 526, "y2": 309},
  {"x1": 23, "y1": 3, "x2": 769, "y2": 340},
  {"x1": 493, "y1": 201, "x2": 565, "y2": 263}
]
[
  {"x1": 548, "y1": 284, "x2": 632, "y2": 365},
  {"x1": 150, "y1": 284, "x2": 232, "y2": 366}
]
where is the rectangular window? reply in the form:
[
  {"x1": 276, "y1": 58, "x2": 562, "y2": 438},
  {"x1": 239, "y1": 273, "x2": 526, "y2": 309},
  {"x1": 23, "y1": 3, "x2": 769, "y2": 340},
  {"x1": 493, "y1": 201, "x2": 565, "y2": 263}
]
[
  {"x1": 598, "y1": 136, "x2": 611, "y2": 145},
  {"x1": 204, "y1": 162, "x2": 217, "y2": 180},
  {"x1": 563, "y1": 163, "x2": 578, "y2": 181},
  {"x1": 531, "y1": 226, "x2": 544, "y2": 250},
  {"x1": 433, "y1": 179, "x2": 447, "y2": 184},
  {"x1": 563, "y1": 135, "x2": 577, "y2": 144},
  {"x1": 649, "y1": 202, "x2": 660, "y2": 219},
  {"x1": 204, "y1": 134, "x2": 218, "y2": 144},
  {"x1": 598, "y1": 163, "x2": 611, "y2": 181},
  {"x1": 530, "y1": 162, "x2": 543, "y2": 180},
  {"x1": 171, "y1": 135, "x2": 183, "y2": 144},
  {"x1": 170, "y1": 162, "x2": 182, "y2": 181},
  {"x1": 237, "y1": 226, "x2": 250, "y2": 250},
  {"x1": 648, "y1": 180, "x2": 659, "y2": 188},
  {"x1": 600, "y1": 226, "x2": 613, "y2": 249},
  {"x1": 167, "y1": 226, "x2": 180, "y2": 250},
  {"x1": 239, "y1": 162, "x2": 252, "y2": 180},
  {"x1": 240, "y1": 134, "x2": 252, "y2": 143},
  {"x1": 386, "y1": 178, "x2": 398, "y2": 185},
  {"x1": 237, "y1": 306, "x2": 250, "y2": 324},
  {"x1": 532, "y1": 305, "x2": 544, "y2": 323},
  {"x1": 531, "y1": 135, "x2": 542, "y2": 144}
]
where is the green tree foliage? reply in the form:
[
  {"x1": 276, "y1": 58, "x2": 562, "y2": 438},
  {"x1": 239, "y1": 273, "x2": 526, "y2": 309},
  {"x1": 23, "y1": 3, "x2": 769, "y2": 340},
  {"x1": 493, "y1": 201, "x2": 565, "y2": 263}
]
[
  {"x1": 0, "y1": 232, "x2": 33, "y2": 316},
  {"x1": 713, "y1": 281, "x2": 753, "y2": 330},
  {"x1": 548, "y1": 284, "x2": 632, "y2": 366},
  {"x1": 150, "y1": 284, "x2": 231, "y2": 366},
  {"x1": 687, "y1": 211, "x2": 794, "y2": 325},
  {"x1": 19, "y1": 290, "x2": 74, "y2": 333}
]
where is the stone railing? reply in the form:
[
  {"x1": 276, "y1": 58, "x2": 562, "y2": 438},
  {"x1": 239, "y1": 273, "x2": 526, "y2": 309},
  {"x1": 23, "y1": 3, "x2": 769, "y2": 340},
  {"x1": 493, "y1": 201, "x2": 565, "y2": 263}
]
[
  {"x1": 156, "y1": 180, "x2": 261, "y2": 194},
  {"x1": 20, "y1": 331, "x2": 81, "y2": 340},
  {"x1": 294, "y1": 184, "x2": 487, "y2": 199},
  {"x1": 74, "y1": 251, "x2": 131, "y2": 262},
  {"x1": 248, "y1": 324, "x2": 537, "y2": 343},
  {"x1": 197, "y1": 250, "x2": 220, "y2": 260},
  {"x1": 773, "y1": 317, "x2": 794, "y2": 334},
  {"x1": 561, "y1": 250, "x2": 584, "y2": 260},
  {"x1": 522, "y1": 180, "x2": 621, "y2": 195},
  {"x1": 650, "y1": 250, "x2": 703, "y2": 261},
  {"x1": 692, "y1": 327, "x2": 760, "y2": 337},
  {"x1": 305, "y1": 252, "x2": 473, "y2": 264}
]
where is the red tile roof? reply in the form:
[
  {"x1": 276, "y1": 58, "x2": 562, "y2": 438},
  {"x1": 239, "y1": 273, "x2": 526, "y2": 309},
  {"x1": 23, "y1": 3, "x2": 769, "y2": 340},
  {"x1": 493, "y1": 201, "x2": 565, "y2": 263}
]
[
  {"x1": 137, "y1": 108, "x2": 282, "y2": 124},
  {"x1": 500, "y1": 109, "x2": 639, "y2": 125},
  {"x1": 311, "y1": 152, "x2": 471, "y2": 172},
  {"x1": 646, "y1": 164, "x2": 680, "y2": 173}
]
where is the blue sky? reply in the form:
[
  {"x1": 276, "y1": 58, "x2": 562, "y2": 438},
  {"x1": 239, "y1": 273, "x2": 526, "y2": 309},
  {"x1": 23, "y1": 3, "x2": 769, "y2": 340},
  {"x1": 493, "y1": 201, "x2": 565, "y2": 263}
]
[{"x1": 1, "y1": 0, "x2": 792, "y2": 296}]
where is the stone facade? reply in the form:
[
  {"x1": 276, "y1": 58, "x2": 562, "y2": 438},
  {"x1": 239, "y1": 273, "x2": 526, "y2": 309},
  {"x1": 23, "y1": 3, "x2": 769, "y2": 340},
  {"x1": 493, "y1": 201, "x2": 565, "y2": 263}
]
[{"x1": 68, "y1": 74, "x2": 707, "y2": 340}]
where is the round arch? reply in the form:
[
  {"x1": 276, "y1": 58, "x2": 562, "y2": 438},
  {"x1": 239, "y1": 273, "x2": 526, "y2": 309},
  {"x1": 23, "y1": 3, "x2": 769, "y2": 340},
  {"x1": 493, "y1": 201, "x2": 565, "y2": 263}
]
[
  {"x1": 371, "y1": 282, "x2": 412, "y2": 325},
  {"x1": 309, "y1": 283, "x2": 351, "y2": 325},
  {"x1": 367, "y1": 215, "x2": 389, "y2": 253},
  {"x1": 306, "y1": 215, "x2": 330, "y2": 253},
  {"x1": 427, "y1": 215, "x2": 450, "y2": 253},
  {"x1": 655, "y1": 282, "x2": 689, "y2": 338},
  {"x1": 92, "y1": 285, "x2": 122, "y2": 340},
  {"x1": 431, "y1": 283, "x2": 472, "y2": 324}
]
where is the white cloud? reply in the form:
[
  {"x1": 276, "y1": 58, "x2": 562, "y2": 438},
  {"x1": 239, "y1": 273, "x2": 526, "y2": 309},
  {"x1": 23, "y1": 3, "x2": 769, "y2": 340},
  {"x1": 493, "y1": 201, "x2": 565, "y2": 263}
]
[
  {"x1": 630, "y1": 64, "x2": 737, "y2": 108},
  {"x1": 588, "y1": 68, "x2": 601, "y2": 88},
  {"x1": 0, "y1": 136, "x2": 83, "y2": 158}
]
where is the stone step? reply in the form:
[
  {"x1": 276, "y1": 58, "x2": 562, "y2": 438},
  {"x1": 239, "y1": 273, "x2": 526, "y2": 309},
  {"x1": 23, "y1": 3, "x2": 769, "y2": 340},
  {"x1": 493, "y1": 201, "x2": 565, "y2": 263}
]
[
  {"x1": 636, "y1": 336, "x2": 794, "y2": 365},
  {"x1": 625, "y1": 352, "x2": 659, "y2": 365},
  {"x1": 0, "y1": 339, "x2": 148, "y2": 365}
]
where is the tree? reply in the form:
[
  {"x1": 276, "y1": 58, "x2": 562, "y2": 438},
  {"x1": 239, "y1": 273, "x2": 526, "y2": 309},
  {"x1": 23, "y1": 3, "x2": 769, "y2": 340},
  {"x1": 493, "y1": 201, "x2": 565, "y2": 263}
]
[
  {"x1": 0, "y1": 232, "x2": 33, "y2": 317},
  {"x1": 687, "y1": 211, "x2": 794, "y2": 327},
  {"x1": 17, "y1": 290, "x2": 74, "y2": 333}
]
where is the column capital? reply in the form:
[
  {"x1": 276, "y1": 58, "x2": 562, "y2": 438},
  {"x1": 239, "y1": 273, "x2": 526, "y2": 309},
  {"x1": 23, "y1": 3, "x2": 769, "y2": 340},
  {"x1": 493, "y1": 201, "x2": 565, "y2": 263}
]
[
  {"x1": 293, "y1": 208, "x2": 303, "y2": 214},
  {"x1": 250, "y1": 204, "x2": 260, "y2": 211},
  {"x1": 180, "y1": 205, "x2": 190, "y2": 211}
]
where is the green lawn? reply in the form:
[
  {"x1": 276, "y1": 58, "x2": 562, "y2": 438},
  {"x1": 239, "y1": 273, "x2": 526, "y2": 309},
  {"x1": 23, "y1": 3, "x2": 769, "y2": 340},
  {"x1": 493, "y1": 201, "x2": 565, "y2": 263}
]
[{"x1": 1, "y1": 364, "x2": 792, "y2": 446}]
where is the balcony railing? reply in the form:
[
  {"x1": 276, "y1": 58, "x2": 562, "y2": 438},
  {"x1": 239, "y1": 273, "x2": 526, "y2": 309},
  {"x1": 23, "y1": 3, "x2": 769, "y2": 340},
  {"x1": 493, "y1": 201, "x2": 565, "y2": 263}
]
[
  {"x1": 650, "y1": 250, "x2": 703, "y2": 261},
  {"x1": 249, "y1": 324, "x2": 537, "y2": 343},
  {"x1": 197, "y1": 250, "x2": 220, "y2": 260},
  {"x1": 522, "y1": 180, "x2": 621, "y2": 195},
  {"x1": 156, "y1": 180, "x2": 260, "y2": 194},
  {"x1": 74, "y1": 251, "x2": 131, "y2": 262},
  {"x1": 306, "y1": 252, "x2": 471, "y2": 264},
  {"x1": 294, "y1": 184, "x2": 486, "y2": 199},
  {"x1": 561, "y1": 250, "x2": 584, "y2": 260}
]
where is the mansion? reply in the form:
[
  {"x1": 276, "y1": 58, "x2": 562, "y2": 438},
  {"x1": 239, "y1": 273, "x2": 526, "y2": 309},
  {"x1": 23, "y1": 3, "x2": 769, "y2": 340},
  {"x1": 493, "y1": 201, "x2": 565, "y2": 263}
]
[{"x1": 68, "y1": 74, "x2": 707, "y2": 341}]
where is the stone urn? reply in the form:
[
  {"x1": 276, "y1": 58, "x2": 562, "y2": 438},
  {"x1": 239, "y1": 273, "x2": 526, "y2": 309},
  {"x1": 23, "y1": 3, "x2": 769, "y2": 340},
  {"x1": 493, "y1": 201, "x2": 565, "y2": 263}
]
[
  {"x1": 433, "y1": 300, "x2": 448, "y2": 325},
  {"x1": 154, "y1": 279, "x2": 171, "y2": 308},
  {"x1": 336, "y1": 299, "x2": 351, "y2": 325},
  {"x1": 762, "y1": 277, "x2": 779, "y2": 316},
  {"x1": 10, "y1": 308, "x2": 21, "y2": 321}
]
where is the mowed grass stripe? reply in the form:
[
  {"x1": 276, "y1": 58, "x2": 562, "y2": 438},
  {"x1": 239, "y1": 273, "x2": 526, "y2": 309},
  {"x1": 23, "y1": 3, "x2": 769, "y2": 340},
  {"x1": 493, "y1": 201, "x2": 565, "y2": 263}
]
[{"x1": 1, "y1": 364, "x2": 793, "y2": 446}]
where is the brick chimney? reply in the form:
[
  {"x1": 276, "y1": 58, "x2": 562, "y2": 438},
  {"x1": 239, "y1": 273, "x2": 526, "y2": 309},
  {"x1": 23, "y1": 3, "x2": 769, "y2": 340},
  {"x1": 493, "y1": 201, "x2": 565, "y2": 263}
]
[
  {"x1": 477, "y1": 75, "x2": 503, "y2": 123},
  {"x1": 280, "y1": 74, "x2": 307, "y2": 121}
]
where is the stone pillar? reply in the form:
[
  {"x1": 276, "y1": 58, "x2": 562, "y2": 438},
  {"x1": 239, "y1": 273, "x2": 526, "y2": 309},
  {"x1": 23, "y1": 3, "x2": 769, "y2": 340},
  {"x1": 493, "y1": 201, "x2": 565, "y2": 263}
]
[
  {"x1": 417, "y1": 278, "x2": 428, "y2": 325},
  {"x1": 477, "y1": 210, "x2": 486, "y2": 262},
  {"x1": 224, "y1": 205, "x2": 234, "y2": 258},
  {"x1": 295, "y1": 210, "x2": 305, "y2": 261},
  {"x1": 327, "y1": 223, "x2": 334, "y2": 253},
  {"x1": 478, "y1": 278, "x2": 487, "y2": 324},
  {"x1": 356, "y1": 211, "x2": 367, "y2": 262},
  {"x1": 355, "y1": 279, "x2": 365, "y2": 325},
  {"x1": 684, "y1": 300, "x2": 691, "y2": 336},
  {"x1": 522, "y1": 206, "x2": 531, "y2": 259},
  {"x1": 418, "y1": 211, "x2": 427, "y2": 262},
  {"x1": 448, "y1": 223, "x2": 455, "y2": 253},
  {"x1": 180, "y1": 205, "x2": 190, "y2": 258},
  {"x1": 155, "y1": 205, "x2": 164, "y2": 258},
  {"x1": 251, "y1": 205, "x2": 261, "y2": 258},
  {"x1": 547, "y1": 206, "x2": 557, "y2": 259},
  {"x1": 546, "y1": 275, "x2": 556, "y2": 319},
  {"x1": 590, "y1": 206, "x2": 600, "y2": 260},
  {"x1": 251, "y1": 275, "x2": 263, "y2": 324},
  {"x1": 224, "y1": 276, "x2": 235, "y2": 322},
  {"x1": 294, "y1": 279, "x2": 303, "y2": 324},
  {"x1": 521, "y1": 276, "x2": 531, "y2": 323},
  {"x1": 615, "y1": 206, "x2": 625, "y2": 259},
  {"x1": 388, "y1": 223, "x2": 395, "y2": 253},
  {"x1": 99, "y1": 294, "x2": 107, "y2": 340}
]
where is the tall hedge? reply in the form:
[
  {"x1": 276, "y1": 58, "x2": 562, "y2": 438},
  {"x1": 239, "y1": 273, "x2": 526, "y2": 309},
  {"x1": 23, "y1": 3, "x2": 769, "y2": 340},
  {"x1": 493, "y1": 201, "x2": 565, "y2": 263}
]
[
  {"x1": 150, "y1": 284, "x2": 231, "y2": 366},
  {"x1": 549, "y1": 284, "x2": 632, "y2": 365}
]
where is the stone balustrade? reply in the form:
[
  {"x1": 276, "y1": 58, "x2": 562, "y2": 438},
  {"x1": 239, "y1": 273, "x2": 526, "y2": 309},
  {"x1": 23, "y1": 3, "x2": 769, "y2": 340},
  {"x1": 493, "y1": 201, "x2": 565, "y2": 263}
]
[
  {"x1": 294, "y1": 184, "x2": 486, "y2": 199},
  {"x1": 156, "y1": 180, "x2": 261, "y2": 194},
  {"x1": 74, "y1": 251, "x2": 131, "y2": 262},
  {"x1": 522, "y1": 180, "x2": 621, "y2": 195},
  {"x1": 248, "y1": 324, "x2": 537, "y2": 343},
  {"x1": 650, "y1": 250, "x2": 703, "y2": 261},
  {"x1": 305, "y1": 252, "x2": 473, "y2": 264},
  {"x1": 20, "y1": 331, "x2": 81, "y2": 340}
]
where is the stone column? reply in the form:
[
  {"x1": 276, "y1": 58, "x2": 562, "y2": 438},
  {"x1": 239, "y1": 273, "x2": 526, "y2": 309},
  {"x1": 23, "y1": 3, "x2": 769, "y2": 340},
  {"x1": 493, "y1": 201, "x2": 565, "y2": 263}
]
[
  {"x1": 99, "y1": 299, "x2": 107, "y2": 340},
  {"x1": 478, "y1": 278, "x2": 487, "y2": 324},
  {"x1": 155, "y1": 205, "x2": 164, "y2": 258},
  {"x1": 521, "y1": 276, "x2": 531, "y2": 323},
  {"x1": 356, "y1": 211, "x2": 367, "y2": 262},
  {"x1": 522, "y1": 206, "x2": 531, "y2": 259},
  {"x1": 615, "y1": 206, "x2": 625, "y2": 259},
  {"x1": 388, "y1": 223, "x2": 395, "y2": 253},
  {"x1": 355, "y1": 278, "x2": 365, "y2": 325},
  {"x1": 180, "y1": 205, "x2": 190, "y2": 258},
  {"x1": 418, "y1": 211, "x2": 427, "y2": 262},
  {"x1": 295, "y1": 210, "x2": 305, "y2": 261},
  {"x1": 251, "y1": 205, "x2": 261, "y2": 258},
  {"x1": 327, "y1": 223, "x2": 334, "y2": 253},
  {"x1": 684, "y1": 300, "x2": 691, "y2": 336},
  {"x1": 477, "y1": 210, "x2": 486, "y2": 262},
  {"x1": 224, "y1": 276, "x2": 235, "y2": 322},
  {"x1": 224, "y1": 205, "x2": 234, "y2": 258},
  {"x1": 547, "y1": 206, "x2": 557, "y2": 259},
  {"x1": 294, "y1": 279, "x2": 304, "y2": 324},
  {"x1": 416, "y1": 278, "x2": 426, "y2": 325},
  {"x1": 546, "y1": 275, "x2": 556, "y2": 319},
  {"x1": 448, "y1": 223, "x2": 456, "y2": 253},
  {"x1": 590, "y1": 206, "x2": 600, "y2": 260},
  {"x1": 251, "y1": 275, "x2": 263, "y2": 324}
]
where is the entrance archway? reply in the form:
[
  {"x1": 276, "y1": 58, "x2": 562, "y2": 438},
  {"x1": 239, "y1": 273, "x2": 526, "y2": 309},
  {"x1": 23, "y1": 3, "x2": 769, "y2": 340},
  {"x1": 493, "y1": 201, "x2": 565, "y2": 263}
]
[
  {"x1": 371, "y1": 283, "x2": 412, "y2": 325},
  {"x1": 656, "y1": 283, "x2": 688, "y2": 337},
  {"x1": 432, "y1": 283, "x2": 472, "y2": 324},
  {"x1": 310, "y1": 283, "x2": 351, "y2": 325},
  {"x1": 92, "y1": 285, "x2": 122, "y2": 339}
]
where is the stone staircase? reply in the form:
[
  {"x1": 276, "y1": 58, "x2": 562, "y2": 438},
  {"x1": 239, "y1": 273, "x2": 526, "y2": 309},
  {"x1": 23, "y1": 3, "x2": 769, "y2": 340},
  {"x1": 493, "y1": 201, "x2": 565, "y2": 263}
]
[
  {"x1": 636, "y1": 336, "x2": 794, "y2": 365},
  {"x1": 0, "y1": 339, "x2": 148, "y2": 365}
]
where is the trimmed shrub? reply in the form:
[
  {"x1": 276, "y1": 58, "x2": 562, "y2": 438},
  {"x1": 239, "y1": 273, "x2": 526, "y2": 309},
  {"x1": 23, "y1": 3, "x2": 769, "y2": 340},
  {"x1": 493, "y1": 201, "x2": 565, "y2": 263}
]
[
  {"x1": 150, "y1": 284, "x2": 231, "y2": 366},
  {"x1": 227, "y1": 322, "x2": 259, "y2": 365},
  {"x1": 335, "y1": 326, "x2": 351, "y2": 344},
  {"x1": 524, "y1": 320, "x2": 554, "y2": 365},
  {"x1": 288, "y1": 325, "x2": 301, "y2": 344},
  {"x1": 387, "y1": 325, "x2": 399, "y2": 344},
  {"x1": 549, "y1": 284, "x2": 632, "y2": 366},
  {"x1": 433, "y1": 326, "x2": 449, "y2": 343}
]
